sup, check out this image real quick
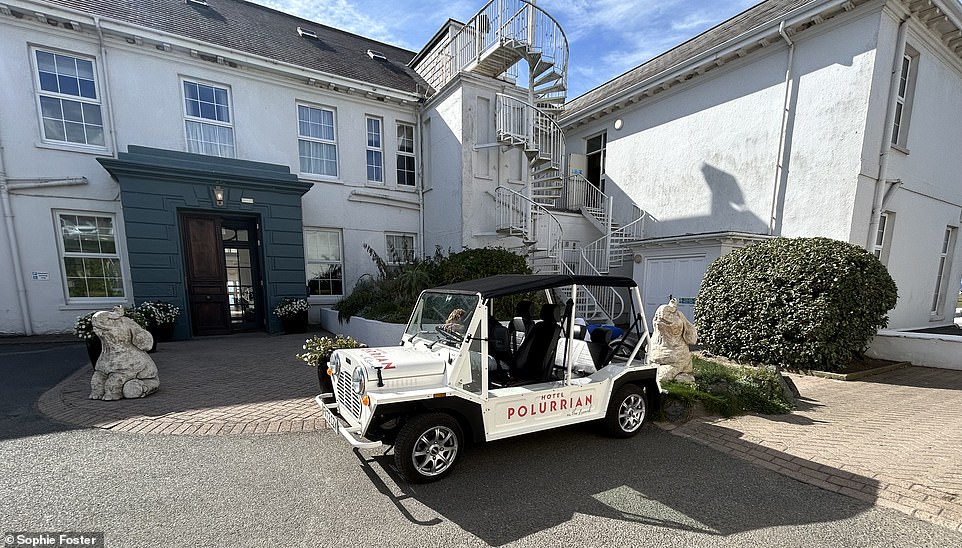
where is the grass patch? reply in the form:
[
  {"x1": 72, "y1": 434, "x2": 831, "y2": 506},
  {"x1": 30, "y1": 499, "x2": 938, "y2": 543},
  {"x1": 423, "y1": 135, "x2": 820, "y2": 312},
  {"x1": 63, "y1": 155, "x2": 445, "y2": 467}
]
[{"x1": 661, "y1": 356, "x2": 794, "y2": 418}]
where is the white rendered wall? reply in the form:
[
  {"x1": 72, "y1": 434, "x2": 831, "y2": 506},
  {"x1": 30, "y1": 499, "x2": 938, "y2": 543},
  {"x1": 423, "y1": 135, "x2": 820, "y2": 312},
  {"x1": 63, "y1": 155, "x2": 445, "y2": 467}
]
[
  {"x1": 873, "y1": 14, "x2": 962, "y2": 328},
  {"x1": 0, "y1": 16, "x2": 420, "y2": 333}
]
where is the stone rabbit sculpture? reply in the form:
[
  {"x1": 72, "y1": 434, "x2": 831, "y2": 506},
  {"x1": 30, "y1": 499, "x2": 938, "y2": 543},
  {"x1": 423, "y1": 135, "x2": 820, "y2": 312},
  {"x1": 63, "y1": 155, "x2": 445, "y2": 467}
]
[{"x1": 89, "y1": 306, "x2": 160, "y2": 400}]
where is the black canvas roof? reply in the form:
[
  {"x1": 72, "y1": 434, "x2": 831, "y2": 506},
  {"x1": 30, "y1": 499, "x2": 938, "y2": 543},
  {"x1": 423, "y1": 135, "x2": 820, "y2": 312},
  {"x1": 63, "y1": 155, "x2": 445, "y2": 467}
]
[
  {"x1": 435, "y1": 275, "x2": 637, "y2": 299},
  {"x1": 46, "y1": 0, "x2": 424, "y2": 93}
]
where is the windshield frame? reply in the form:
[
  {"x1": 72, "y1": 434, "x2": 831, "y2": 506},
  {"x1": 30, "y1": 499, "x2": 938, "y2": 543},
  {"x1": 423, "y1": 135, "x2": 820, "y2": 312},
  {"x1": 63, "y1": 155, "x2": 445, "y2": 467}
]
[{"x1": 404, "y1": 290, "x2": 481, "y2": 349}]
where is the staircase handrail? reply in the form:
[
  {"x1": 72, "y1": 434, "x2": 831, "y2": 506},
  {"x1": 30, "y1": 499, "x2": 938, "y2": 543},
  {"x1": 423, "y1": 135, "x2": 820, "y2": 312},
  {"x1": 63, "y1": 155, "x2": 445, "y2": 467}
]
[
  {"x1": 495, "y1": 186, "x2": 564, "y2": 273},
  {"x1": 414, "y1": 0, "x2": 569, "y2": 96},
  {"x1": 559, "y1": 248, "x2": 625, "y2": 321},
  {"x1": 496, "y1": 94, "x2": 564, "y2": 174}
]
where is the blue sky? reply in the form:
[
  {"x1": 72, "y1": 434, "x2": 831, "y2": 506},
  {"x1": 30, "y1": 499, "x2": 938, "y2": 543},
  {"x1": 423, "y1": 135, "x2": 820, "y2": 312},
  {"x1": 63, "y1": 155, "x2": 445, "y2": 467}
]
[{"x1": 259, "y1": 0, "x2": 761, "y2": 99}]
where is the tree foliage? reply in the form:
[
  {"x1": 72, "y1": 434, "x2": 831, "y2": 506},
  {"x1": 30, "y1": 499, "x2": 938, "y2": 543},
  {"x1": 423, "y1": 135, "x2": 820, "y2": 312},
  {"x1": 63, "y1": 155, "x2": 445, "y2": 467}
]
[
  {"x1": 335, "y1": 246, "x2": 531, "y2": 323},
  {"x1": 695, "y1": 237, "x2": 898, "y2": 372}
]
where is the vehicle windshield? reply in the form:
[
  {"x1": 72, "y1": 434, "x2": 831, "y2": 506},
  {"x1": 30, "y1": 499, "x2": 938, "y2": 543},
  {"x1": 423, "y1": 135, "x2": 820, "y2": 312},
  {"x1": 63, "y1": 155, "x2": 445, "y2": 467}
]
[{"x1": 404, "y1": 291, "x2": 480, "y2": 348}]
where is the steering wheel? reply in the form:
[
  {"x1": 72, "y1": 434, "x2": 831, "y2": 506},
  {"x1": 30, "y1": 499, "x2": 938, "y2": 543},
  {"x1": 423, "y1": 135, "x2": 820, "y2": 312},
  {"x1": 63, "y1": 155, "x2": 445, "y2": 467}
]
[{"x1": 435, "y1": 325, "x2": 463, "y2": 344}]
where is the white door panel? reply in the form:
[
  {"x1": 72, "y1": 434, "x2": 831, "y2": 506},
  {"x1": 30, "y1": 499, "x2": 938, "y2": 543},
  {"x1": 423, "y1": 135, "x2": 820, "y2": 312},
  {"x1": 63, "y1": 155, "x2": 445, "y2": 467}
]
[{"x1": 643, "y1": 256, "x2": 707, "y2": 323}]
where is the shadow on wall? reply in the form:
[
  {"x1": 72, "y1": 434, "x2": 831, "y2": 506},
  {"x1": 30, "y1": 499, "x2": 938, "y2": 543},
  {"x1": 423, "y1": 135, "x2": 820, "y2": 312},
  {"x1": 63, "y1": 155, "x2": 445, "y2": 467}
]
[{"x1": 619, "y1": 163, "x2": 769, "y2": 238}]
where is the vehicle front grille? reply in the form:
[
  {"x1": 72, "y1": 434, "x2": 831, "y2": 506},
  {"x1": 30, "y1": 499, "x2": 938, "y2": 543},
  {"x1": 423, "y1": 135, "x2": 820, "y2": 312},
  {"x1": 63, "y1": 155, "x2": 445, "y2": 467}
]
[{"x1": 335, "y1": 369, "x2": 362, "y2": 421}]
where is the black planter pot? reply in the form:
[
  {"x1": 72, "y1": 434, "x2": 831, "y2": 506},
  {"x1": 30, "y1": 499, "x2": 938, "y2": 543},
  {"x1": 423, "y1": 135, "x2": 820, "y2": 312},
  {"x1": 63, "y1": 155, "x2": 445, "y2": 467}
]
[
  {"x1": 281, "y1": 314, "x2": 308, "y2": 334},
  {"x1": 85, "y1": 337, "x2": 101, "y2": 369},
  {"x1": 317, "y1": 364, "x2": 335, "y2": 404},
  {"x1": 149, "y1": 323, "x2": 176, "y2": 343}
]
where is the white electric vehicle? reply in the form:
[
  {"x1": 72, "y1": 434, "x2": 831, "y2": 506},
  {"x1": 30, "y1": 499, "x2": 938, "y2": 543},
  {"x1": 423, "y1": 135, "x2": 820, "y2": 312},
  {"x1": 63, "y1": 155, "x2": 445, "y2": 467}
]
[{"x1": 317, "y1": 274, "x2": 657, "y2": 483}]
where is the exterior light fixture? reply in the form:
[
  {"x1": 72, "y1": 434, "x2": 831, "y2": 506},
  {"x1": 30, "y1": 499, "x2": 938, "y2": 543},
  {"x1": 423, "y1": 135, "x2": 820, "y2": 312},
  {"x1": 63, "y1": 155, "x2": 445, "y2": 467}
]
[
  {"x1": 614, "y1": 119, "x2": 624, "y2": 130},
  {"x1": 212, "y1": 185, "x2": 225, "y2": 207}
]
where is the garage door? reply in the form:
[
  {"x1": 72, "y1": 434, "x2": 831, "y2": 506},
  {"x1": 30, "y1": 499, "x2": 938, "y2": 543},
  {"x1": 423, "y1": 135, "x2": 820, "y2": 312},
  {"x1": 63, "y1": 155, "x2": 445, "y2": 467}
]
[{"x1": 643, "y1": 256, "x2": 707, "y2": 324}]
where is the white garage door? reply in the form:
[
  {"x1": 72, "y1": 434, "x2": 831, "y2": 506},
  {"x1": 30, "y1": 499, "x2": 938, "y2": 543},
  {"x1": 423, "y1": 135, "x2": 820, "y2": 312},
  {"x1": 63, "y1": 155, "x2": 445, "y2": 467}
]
[{"x1": 643, "y1": 256, "x2": 707, "y2": 324}]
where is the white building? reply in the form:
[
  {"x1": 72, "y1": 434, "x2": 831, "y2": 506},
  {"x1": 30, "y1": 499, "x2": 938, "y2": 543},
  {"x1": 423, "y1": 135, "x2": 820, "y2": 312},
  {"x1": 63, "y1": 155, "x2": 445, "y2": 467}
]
[{"x1": 1, "y1": 0, "x2": 960, "y2": 339}]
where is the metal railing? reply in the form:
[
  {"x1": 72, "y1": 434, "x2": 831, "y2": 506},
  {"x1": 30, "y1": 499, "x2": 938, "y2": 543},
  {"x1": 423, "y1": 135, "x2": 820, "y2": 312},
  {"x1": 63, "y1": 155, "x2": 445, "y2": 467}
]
[
  {"x1": 496, "y1": 94, "x2": 564, "y2": 171},
  {"x1": 414, "y1": 0, "x2": 568, "y2": 96},
  {"x1": 496, "y1": 186, "x2": 563, "y2": 274}
]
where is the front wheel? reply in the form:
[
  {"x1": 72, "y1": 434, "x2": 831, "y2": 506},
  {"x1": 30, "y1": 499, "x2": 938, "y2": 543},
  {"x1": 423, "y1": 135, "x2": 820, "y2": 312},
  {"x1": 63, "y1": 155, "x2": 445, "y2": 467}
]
[
  {"x1": 394, "y1": 413, "x2": 464, "y2": 483},
  {"x1": 603, "y1": 383, "x2": 648, "y2": 438}
]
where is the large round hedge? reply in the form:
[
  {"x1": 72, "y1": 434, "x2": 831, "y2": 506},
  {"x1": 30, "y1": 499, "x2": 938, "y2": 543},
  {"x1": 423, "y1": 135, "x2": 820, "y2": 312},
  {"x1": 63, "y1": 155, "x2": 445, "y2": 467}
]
[{"x1": 694, "y1": 237, "x2": 898, "y2": 372}]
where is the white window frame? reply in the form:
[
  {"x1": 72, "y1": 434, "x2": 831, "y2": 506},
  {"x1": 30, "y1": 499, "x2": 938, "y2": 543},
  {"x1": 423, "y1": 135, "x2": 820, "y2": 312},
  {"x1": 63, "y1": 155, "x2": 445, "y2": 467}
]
[
  {"x1": 873, "y1": 212, "x2": 894, "y2": 265},
  {"x1": 931, "y1": 226, "x2": 957, "y2": 316},
  {"x1": 585, "y1": 130, "x2": 607, "y2": 191},
  {"x1": 396, "y1": 122, "x2": 416, "y2": 187},
  {"x1": 366, "y1": 116, "x2": 384, "y2": 183},
  {"x1": 31, "y1": 47, "x2": 107, "y2": 151},
  {"x1": 304, "y1": 228, "x2": 344, "y2": 298},
  {"x1": 891, "y1": 47, "x2": 918, "y2": 149},
  {"x1": 297, "y1": 103, "x2": 338, "y2": 178},
  {"x1": 385, "y1": 232, "x2": 416, "y2": 264},
  {"x1": 55, "y1": 211, "x2": 127, "y2": 303},
  {"x1": 182, "y1": 78, "x2": 235, "y2": 158}
]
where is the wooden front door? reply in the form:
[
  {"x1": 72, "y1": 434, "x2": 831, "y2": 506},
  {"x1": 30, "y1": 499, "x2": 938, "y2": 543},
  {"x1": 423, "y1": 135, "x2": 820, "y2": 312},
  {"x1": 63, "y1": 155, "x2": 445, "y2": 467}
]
[{"x1": 181, "y1": 213, "x2": 264, "y2": 335}]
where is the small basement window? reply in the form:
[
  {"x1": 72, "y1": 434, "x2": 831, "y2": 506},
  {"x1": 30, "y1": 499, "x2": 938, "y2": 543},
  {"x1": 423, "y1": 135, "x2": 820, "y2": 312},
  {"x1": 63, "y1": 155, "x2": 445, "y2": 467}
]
[
  {"x1": 297, "y1": 27, "x2": 318, "y2": 39},
  {"x1": 367, "y1": 49, "x2": 387, "y2": 61}
]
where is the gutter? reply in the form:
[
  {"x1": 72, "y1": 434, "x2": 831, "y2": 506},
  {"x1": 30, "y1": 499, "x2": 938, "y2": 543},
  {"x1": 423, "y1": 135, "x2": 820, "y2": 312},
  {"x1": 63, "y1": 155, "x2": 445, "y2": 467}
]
[
  {"x1": 866, "y1": 17, "x2": 908, "y2": 250},
  {"x1": 770, "y1": 21, "x2": 796, "y2": 236}
]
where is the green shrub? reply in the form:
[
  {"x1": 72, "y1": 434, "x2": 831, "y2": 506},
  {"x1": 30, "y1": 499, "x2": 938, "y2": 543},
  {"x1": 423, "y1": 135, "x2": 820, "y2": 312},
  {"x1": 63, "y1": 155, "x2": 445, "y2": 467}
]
[
  {"x1": 662, "y1": 357, "x2": 794, "y2": 417},
  {"x1": 334, "y1": 246, "x2": 529, "y2": 323},
  {"x1": 695, "y1": 237, "x2": 898, "y2": 372}
]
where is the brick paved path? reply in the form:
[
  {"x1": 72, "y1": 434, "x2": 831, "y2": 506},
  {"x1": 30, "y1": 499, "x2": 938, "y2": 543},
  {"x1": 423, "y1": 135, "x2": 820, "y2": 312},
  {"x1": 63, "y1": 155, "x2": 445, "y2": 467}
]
[
  {"x1": 662, "y1": 366, "x2": 962, "y2": 533},
  {"x1": 39, "y1": 333, "x2": 328, "y2": 435}
]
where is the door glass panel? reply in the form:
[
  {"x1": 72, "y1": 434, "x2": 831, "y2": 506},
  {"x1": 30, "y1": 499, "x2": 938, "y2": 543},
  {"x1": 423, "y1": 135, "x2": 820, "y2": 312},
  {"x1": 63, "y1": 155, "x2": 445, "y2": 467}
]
[{"x1": 224, "y1": 245, "x2": 256, "y2": 327}]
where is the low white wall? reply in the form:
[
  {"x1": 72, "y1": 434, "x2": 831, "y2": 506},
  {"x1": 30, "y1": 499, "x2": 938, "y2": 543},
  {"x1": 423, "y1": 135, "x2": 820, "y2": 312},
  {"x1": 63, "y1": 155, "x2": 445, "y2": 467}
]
[
  {"x1": 318, "y1": 307, "x2": 405, "y2": 348},
  {"x1": 866, "y1": 330, "x2": 962, "y2": 371}
]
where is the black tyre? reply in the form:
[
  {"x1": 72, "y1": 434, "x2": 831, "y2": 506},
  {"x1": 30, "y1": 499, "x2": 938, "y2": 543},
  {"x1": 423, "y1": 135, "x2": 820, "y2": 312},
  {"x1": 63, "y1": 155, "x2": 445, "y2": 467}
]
[
  {"x1": 394, "y1": 413, "x2": 463, "y2": 483},
  {"x1": 603, "y1": 383, "x2": 648, "y2": 437}
]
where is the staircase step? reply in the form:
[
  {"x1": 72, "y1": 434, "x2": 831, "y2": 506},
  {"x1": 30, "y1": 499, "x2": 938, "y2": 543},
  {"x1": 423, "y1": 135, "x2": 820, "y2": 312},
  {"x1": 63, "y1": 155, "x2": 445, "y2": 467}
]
[{"x1": 532, "y1": 68, "x2": 563, "y2": 87}]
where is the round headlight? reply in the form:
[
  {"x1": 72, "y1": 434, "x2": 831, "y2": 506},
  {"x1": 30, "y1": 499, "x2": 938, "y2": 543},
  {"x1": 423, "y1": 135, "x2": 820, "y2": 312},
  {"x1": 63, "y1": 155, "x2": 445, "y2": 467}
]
[
  {"x1": 351, "y1": 367, "x2": 366, "y2": 395},
  {"x1": 329, "y1": 352, "x2": 341, "y2": 376}
]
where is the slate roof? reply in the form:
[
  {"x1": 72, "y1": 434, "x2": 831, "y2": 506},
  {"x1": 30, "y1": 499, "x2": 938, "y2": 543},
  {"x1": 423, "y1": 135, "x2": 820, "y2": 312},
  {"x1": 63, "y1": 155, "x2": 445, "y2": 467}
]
[
  {"x1": 564, "y1": 0, "x2": 818, "y2": 116},
  {"x1": 43, "y1": 0, "x2": 424, "y2": 94}
]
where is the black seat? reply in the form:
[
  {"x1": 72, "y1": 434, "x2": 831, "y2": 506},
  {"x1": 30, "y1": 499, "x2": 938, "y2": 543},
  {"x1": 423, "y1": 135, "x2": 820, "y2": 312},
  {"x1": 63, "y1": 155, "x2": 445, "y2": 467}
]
[
  {"x1": 587, "y1": 327, "x2": 614, "y2": 370},
  {"x1": 512, "y1": 303, "x2": 562, "y2": 383},
  {"x1": 509, "y1": 300, "x2": 535, "y2": 352},
  {"x1": 488, "y1": 315, "x2": 512, "y2": 364}
]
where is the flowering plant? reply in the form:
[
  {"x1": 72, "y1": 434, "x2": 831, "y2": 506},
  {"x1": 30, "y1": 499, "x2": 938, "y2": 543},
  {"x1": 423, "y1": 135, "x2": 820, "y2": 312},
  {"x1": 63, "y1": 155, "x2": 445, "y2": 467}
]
[
  {"x1": 297, "y1": 334, "x2": 366, "y2": 367},
  {"x1": 136, "y1": 301, "x2": 181, "y2": 326},
  {"x1": 74, "y1": 306, "x2": 148, "y2": 340},
  {"x1": 273, "y1": 297, "x2": 309, "y2": 319}
]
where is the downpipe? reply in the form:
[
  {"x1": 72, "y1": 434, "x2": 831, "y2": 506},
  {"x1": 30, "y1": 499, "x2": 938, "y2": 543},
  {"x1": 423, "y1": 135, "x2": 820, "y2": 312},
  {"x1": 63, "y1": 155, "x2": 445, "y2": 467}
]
[
  {"x1": 769, "y1": 21, "x2": 795, "y2": 236},
  {"x1": 866, "y1": 18, "x2": 908, "y2": 250},
  {"x1": 0, "y1": 134, "x2": 33, "y2": 335}
]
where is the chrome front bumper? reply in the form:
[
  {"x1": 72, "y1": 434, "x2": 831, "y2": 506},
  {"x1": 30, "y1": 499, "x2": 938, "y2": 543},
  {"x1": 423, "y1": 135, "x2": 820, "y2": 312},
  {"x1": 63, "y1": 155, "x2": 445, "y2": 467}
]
[{"x1": 314, "y1": 394, "x2": 383, "y2": 450}]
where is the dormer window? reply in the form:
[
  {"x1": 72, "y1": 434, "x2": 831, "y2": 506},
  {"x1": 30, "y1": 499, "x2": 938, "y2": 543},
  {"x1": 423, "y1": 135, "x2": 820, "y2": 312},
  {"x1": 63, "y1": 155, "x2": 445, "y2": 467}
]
[{"x1": 298, "y1": 27, "x2": 318, "y2": 39}]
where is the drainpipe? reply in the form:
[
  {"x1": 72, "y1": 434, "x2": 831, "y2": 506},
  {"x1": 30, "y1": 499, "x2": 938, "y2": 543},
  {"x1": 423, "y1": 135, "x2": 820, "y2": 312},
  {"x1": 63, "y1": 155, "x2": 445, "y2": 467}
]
[
  {"x1": 769, "y1": 21, "x2": 796, "y2": 236},
  {"x1": 866, "y1": 18, "x2": 908, "y2": 250},
  {"x1": 0, "y1": 134, "x2": 33, "y2": 335},
  {"x1": 93, "y1": 16, "x2": 120, "y2": 156},
  {"x1": 416, "y1": 100, "x2": 425, "y2": 258}
]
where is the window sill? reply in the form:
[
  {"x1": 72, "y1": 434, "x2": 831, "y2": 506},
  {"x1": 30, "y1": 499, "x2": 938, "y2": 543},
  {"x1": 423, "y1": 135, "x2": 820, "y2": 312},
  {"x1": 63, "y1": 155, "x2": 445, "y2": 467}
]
[
  {"x1": 35, "y1": 140, "x2": 111, "y2": 156},
  {"x1": 930, "y1": 315, "x2": 945, "y2": 322},
  {"x1": 299, "y1": 173, "x2": 341, "y2": 184},
  {"x1": 891, "y1": 143, "x2": 910, "y2": 155},
  {"x1": 59, "y1": 299, "x2": 129, "y2": 311}
]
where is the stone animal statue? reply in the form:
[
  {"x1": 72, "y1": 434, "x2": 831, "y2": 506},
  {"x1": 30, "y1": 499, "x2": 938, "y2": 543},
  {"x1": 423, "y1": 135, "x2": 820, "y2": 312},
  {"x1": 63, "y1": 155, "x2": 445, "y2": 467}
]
[
  {"x1": 90, "y1": 306, "x2": 160, "y2": 400},
  {"x1": 649, "y1": 298, "x2": 698, "y2": 384}
]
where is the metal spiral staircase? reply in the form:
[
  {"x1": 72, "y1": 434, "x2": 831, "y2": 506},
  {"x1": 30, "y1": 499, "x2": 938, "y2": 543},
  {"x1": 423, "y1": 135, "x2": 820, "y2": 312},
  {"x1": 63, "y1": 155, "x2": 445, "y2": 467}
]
[{"x1": 415, "y1": 0, "x2": 645, "y2": 320}]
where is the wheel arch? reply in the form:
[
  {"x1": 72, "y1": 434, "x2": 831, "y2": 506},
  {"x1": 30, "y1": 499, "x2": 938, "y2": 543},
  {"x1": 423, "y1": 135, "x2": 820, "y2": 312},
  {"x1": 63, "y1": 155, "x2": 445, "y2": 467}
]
[
  {"x1": 613, "y1": 370, "x2": 661, "y2": 411},
  {"x1": 373, "y1": 396, "x2": 485, "y2": 444}
]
